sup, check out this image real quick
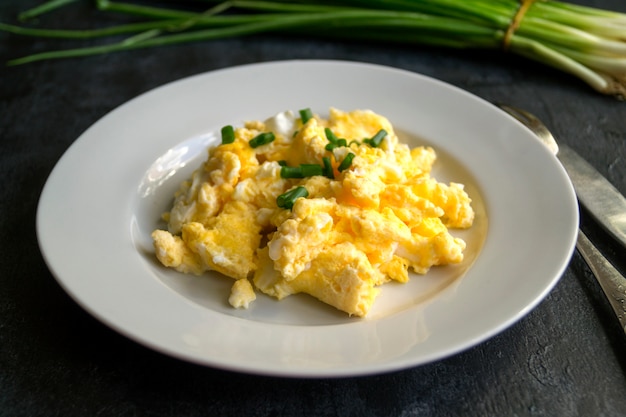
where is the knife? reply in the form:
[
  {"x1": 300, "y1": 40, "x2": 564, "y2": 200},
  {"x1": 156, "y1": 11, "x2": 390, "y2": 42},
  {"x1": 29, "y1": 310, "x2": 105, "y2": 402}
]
[{"x1": 556, "y1": 144, "x2": 626, "y2": 250}]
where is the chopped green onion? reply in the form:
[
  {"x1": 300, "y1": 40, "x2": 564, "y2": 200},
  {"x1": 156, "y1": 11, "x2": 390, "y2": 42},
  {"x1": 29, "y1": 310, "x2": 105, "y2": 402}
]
[
  {"x1": 278, "y1": 160, "x2": 288, "y2": 166},
  {"x1": 280, "y1": 166, "x2": 304, "y2": 178},
  {"x1": 301, "y1": 164, "x2": 323, "y2": 177},
  {"x1": 220, "y1": 125, "x2": 235, "y2": 144},
  {"x1": 363, "y1": 129, "x2": 387, "y2": 148},
  {"x1": 338, "y1": 152, "x2": 355, "y2": 172},
  {"x1": 249, "y1": 132, "x2": 275, "y2": 148},
  {"x1": 299, "y1": 108, "x2": 313, "y2": 124},
  {"x1": 324, "y1": 128, "x2": 348, "y2": 151},
  {"x1": 277, "y1": 186, "x2": 308, "y2": 209},
  {"x1": 322, "y1": 156, "x2": 334, "y2": 179},
  {"x1": 324, "y1": 128, "x2": 339, "y2": 143},
  {"x1": 280, "y1": 163, "x2": 324, "y2": 178}
]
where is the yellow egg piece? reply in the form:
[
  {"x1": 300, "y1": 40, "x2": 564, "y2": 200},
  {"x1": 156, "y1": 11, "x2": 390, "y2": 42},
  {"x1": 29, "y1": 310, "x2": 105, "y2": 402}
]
[{"x1": 229, "y1": 279, "x2": 257, "y2": 309}]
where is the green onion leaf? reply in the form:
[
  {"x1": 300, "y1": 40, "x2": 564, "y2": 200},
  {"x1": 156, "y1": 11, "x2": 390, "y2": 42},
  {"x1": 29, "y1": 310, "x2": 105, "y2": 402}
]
[
  {"x1": 325, "y1": 128, "x2": 349, "y2": 151},
  {"x1": 280, "y1": 166, "x2": 304, "y2": 178},
  {"x1": 220, "y1": 125, "x2": 235, "y2": 144},
  {"x1": 249, "y1": 132, "x2": 275, "y2": 148},
  {"x1": 364, "y1": 129, "x2": 387, "y2": 148},
  {"x1": 322, "y1": 156, "x2": 334, "y2": 179},
  {"x1": 278, "y1": 160, "x2": 288, "y2": 166},
  {"x1": 18, "y1": 0, "x2": 78, "y2": 22},
  {"x1": 5, "y1": 1, "x2": 626, "y2": 98},
  {"x1": 338, "y1": 152, "x2": 355, "y2": 172},
  {"x1": 299, "y1": 108, "x2": 313, "y2": 124},
  {"x1": 277, "y1": 186, "x2": 309, "y2": 210},
  {"x1": 301, "y1": 164, "x2": 324, "y2": 177},
  {"x1": 324, "y1": 127, "x2": 339, "y2": 143},
  {"x1": 280, "y1": 163, "x2": 325, "y2": 178}
]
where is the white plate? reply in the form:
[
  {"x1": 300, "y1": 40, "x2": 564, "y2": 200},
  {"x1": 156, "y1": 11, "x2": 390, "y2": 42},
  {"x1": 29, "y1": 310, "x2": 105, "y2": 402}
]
[{"x1": 37, "y1": 60, "x2": 578, "y2": 377}]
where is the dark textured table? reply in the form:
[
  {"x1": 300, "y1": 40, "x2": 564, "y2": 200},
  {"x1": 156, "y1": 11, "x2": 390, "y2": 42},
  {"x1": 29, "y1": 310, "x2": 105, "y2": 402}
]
[{"x1": 1, "y1": 1, "x2": 625, "y2": 416}]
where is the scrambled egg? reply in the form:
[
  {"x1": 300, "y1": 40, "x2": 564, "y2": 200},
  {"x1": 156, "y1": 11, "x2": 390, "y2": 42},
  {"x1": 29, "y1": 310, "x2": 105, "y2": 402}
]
[{"x1": 152, "y1": 108, "x2": 474, "y2": 317}]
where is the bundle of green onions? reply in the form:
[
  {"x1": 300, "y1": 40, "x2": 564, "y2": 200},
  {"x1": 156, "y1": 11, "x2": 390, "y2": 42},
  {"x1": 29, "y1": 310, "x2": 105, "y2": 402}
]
[{"x1": 2, "y1": 0, "x2": 626, "y2": 97}]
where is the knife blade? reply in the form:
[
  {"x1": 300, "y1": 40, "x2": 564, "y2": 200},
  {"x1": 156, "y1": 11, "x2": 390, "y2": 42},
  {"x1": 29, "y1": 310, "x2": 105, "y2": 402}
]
[{"x1": 557, "y1": 144, "x2": 626, "y2": 249}]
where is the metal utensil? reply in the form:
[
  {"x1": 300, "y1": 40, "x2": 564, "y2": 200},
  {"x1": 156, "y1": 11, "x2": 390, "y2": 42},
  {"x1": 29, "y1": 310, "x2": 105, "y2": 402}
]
[{"x1": 498, "y1": 104, "x2": 626, "y2": 333}]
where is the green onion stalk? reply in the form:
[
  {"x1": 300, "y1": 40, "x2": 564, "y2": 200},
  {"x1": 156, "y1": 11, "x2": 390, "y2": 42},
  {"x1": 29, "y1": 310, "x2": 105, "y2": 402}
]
[{"x1": 1, "y1": 0, "x2": 626, "y2": 97}]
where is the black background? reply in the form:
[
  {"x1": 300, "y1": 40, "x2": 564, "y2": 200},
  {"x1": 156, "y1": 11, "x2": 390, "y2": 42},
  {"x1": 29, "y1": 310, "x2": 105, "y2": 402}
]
[{"x1": 1, "y1": 1, "x2": 625, "y2": 416}]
